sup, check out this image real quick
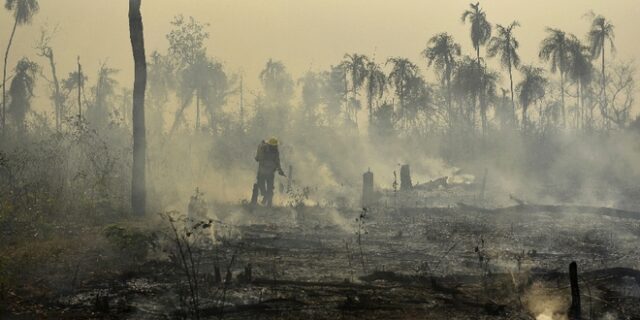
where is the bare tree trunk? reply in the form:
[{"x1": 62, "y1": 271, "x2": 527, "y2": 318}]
[
  {"x1": 560, "y1": 70, "x2": 566, "y2": 127},
  {"x1": 77, "y1": 57, "x2": 82, "y2": 121},
  {"x1": 196, "y1": 93, "x2": 200, "y2": 130},
  {"x1": 601, "y1": 44, "x2": 608, "y2": 130},
  {"x1": 45, "y1": 49, "x2": 63, "y2": 131},
  {"x1": 508, "y1": 61, "x2": 515, "y2": 125},
  {"x1": 129, "y1": 0, "x2": 147, "y2": 216},
  {"x1": 446, "y1": 76, "x2": 453, "y2": 130},
  {"x1": 2, "y1": 18, "x2": 19, "y2": 133}
]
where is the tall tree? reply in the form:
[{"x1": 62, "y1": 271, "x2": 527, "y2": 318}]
[
  {"x1": 166, "y1": 15, "x2": 209, "y2": 134},
  {"x1": 173, "y1": 53, "x2": 230, "y2": 132},
  {"x1": 147, "y1": 51, "x2": 175, "y2": 110},
  {"x1": 516, "y1": 65, "x2": 547, "y2": 132},
  {"x1": 89, "y1": 63, "x2": 119, "y2": 127},
  {"x1": 423, "y1": 32, "x2": 461, "y2": 129},
  {"x1": 566, "y1": 37, "x2": 592, "y2": 129},
  {"x1": 478, "y1": 67, "x2": 499, "y2": 134},
  {"x1": 2, "y1": 0, "x2": 39, "y2": 133},
  {"x1": 298, "y1": 71, "x2": 323, "y2": 123},
  {"x1": 129, "y1": 0, "x2": 147, "y2": 216},
  {"x1": 452, "y1": 56, "x2": 483, "y2": 131},
  {"x1": 539, "y1": 28, "x2": 571, "y2": 127},
  {"x1": 259, "y1": 59, "x2": 294, "y2": 105},
  {"x1": 587, "y1": 13, "x2": 615, "y2": 128},
  {"x1": 36, "y1": 27, "x2": 64, "y2": 131},
  {"x1": 487, "y1": 21, "x2": 520, "y2": 121},
  {"x1": 341, "y1": 53, "x2": 368, "y2": 124},
  {"x1": 258, "y1": 59, "x2": 293, "y2": 133},
  {"x1": 7, "y1": 57, "x2": 38, "y2": 133},
  {"x1": 364, "y1": 60, "x2": 386, "y2": 124},
  {"x1": 386, "y1": 57, "x2": 419, "y2": 128},
  {"x1": 199, "y1": 59, "x2": 229, "y2": 131},
  {"x1": 461, "y1": 2, "x2": 491, "y2": 66},
  {"x1": 62, "y1": 70, "x2": 87, "y2": 121},
  {"x1": 320, "y1": 64, "x2": 347, "y2": 125}
]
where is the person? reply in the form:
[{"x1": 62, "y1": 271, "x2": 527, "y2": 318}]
[{"x1": 254, "y1": 137, "x2": 285, "y2": 206}]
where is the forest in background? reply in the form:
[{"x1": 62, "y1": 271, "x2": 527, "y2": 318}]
[{"x1": 1, "y1": 2, "x2": 640, "y2": 317}]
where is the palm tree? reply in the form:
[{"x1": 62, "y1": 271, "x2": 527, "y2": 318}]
[
  {"x1": 587, "y1": 13, "x2": 615, "y2": 128},
  {"x1": 147, "y1": 51, "x2": 175, "y2": 109},
  {"x1": 199, "y1": 60, "x2": 228, "y2": 131},
  {"x1": 89, "y1": 64, "x2": 119, "y2": 127},
  {"x1": 364, "y1": 60, "x2": 386, "y2": 124},
  {"x1": 186, "y1": 54, "x2": 212, "y2": 130},
  {"x1": 342, "y1": 53, "x2": 368, "y2": 124},
  {"x1": 452, "y1": 56, "x2": 482, "y2": 131},
  {"x1": 461, "y1": 2, "x2": 491, "y2": 66},
  {"x1": 2, "y1": 0, "x2": 39, "y2": 133},
  {"x1": 129, "y1": 0, "x2": 147, "y2": 215},
  {"x1": 320, "y1": 65, "x2": 347, "y2": 124},
  {"x1": 539, "y1": 28, "x2": 571, "y2": 127},
  {"x1": 423, "y1": 33, "x2": 461, "y2": 128},
  {"x1": 566, "y1": 37, "x2": 592, "y2": 129},
  {"x1": 516, "y1": 65, "x2": 547, "y2": 132},
  {"x1": 478, "y1": 67, "x2": 499, "y2": 134},
  {"x1": 386, "y1": 57, "x2": 419, "y2": 128},
  {"x1": 259, "y1": 58, "x2": 294, "y2": 105},
  {"x1": 62, "y1": 70, "x2": 87, "y2": 120},
  {"x1": 298, "y1": 71, "x2": 323, "y2": 122},
  {"x1": 487, "y1": 21, "x2": 520, "y2": 120},
  {"x1": 7, "y1": 57, "x2": 38, "y2": 133}
]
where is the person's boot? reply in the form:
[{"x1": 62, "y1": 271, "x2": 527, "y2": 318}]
[
  {"x1": 250, "y1": 183, "x2": 259, "y2": 205},
  {"x1": 266, "y1": 194, "x2": 273, "y2": 207}
]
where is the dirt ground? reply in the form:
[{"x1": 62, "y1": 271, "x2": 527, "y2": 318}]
[{"x1": 3, "y1": 187, "x2": 640, "y2": 319}]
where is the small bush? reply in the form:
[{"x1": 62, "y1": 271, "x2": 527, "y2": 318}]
[{"x1": 103, "y1": 224, "x2": 158, "y2": 263}]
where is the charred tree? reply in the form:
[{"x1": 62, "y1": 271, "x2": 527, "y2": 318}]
[
  {"x1": 569, "y1": 261, "x2": 581, "y2": 319},
  {"x1": 129, "y1": 0, "x2": 147, "y2": 216},
  {"x1": 362, "y1": 170, "x2": 374, "y2": 208},
  {"x1": 400, "y1": 164, "x2": 412, "y2": 191}
]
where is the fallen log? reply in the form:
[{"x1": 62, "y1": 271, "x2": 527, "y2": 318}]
[
  {"x1": 414, "y1": 176, "x2": 449, "y2": 191},
  {"x1": 456, "y1": 202, "x2": 640, "y2": 220}
]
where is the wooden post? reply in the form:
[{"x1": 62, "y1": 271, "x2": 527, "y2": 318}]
[
  {"x1": 569, "y1": 261, "x2": 581, "y2": 320},
  {"x1": 400, "y1": 164, "x2": 412, "y2": 191},
  {"x1": 362, "y1": 170, "x2": 374, "y2": 208}
]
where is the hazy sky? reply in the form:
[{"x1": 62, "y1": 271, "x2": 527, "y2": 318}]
[{"x1": 2, "y1": 0, "x2": 639, "y2": 103}]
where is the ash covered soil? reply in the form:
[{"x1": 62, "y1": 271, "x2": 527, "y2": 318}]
[{"x1": 4, "y1": 189, "x2": 640, "y2": 319}]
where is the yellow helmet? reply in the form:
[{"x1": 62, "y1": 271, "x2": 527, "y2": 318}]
[{"x1": 267, "y1": 137, "x2": 278, "y2": 146}]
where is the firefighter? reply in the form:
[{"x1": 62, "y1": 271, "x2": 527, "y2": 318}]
[{"x1": 254, "y1": 137, "x2": 285, "y2": 206}]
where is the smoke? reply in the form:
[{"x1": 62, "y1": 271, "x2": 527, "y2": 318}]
[{"x1": 524, "y1": 282, "x2": 569, "y2": 320}]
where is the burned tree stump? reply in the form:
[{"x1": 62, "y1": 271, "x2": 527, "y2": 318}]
[
  {"x1": 362, "y1": 170, "x2": 374, "y2": 208},
  {"x1": 569, "y1": 261, "x2": 581, "y2": 320},
  {"x1": 214, "y1": 265, "x2": 222, "y2": 284},
  {"x1": 94, "y1": 293, "x2": 110, "y2": 313},
  {"x1": 400, "y1": 164, "x2": 412, "y2": 191},
  {"x1": 238, "y1": 263, "x2": 253, "y2": 284}
]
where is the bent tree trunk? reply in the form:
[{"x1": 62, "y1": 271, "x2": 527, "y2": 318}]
[
  {"x1": 129, "y1": 0, "x2": 147, "y2": 215},
  {"x1": 2, "y1": 17, "x2": 19, "y2": 133}
]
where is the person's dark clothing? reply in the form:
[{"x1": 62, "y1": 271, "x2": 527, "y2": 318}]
[{"x1": 255, "y1": 141, "x2": 281, "y2": 206}]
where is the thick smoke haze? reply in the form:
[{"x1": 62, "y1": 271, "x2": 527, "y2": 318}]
[
  {"x1": 3, "y1": 0, "x2": 639, "y2": 110},
  {"x1": 2, "y1": 1, "x2": 640, "y2": 319}
]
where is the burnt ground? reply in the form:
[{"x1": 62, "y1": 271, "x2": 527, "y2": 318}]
[{"x1": 3, "y1": 188, "x2": 640, "y2": 319}]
